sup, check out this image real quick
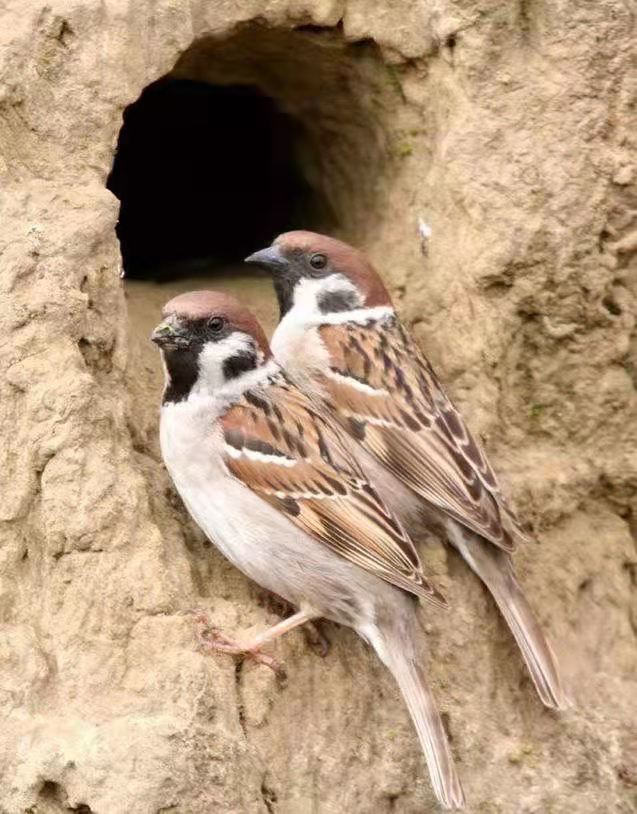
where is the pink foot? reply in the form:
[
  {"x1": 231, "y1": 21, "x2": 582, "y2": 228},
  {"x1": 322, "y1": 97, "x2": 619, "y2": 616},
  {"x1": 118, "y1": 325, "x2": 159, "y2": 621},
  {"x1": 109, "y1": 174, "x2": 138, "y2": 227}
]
[{"x1": 194, "y1": 612, "x2": 287, "y2": 679}]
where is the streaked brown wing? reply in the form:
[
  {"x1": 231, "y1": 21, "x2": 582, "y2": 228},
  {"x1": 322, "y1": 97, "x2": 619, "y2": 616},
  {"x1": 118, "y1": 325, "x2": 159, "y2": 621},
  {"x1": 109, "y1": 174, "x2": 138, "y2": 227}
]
[
  {"x1": 220, "y1": 374, "x2": 445, "y2": 606},
  {"x1": 319, "y1": 318, "x2": 529, "y2": 552}
]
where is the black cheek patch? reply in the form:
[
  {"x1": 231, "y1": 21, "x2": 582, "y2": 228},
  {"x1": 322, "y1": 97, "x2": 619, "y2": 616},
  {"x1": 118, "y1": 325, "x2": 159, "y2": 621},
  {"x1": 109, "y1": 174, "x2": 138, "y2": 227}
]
[
  {"x1": 222, "y1": 349, "x2": 258, "y2": 381},
  {"x1": 317, "y1": 288, "x2": 360, "y2": 314}
]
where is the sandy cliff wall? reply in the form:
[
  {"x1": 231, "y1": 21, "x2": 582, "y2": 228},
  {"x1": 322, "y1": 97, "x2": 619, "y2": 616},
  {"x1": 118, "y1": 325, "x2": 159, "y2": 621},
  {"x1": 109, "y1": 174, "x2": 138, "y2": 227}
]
[{"x1": 0, "y1": 1, "x2": 635, "y2": 812}]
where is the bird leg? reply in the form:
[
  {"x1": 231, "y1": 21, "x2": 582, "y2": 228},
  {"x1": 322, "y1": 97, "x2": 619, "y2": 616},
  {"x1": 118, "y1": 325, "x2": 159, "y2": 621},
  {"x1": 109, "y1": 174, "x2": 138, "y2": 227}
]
[
  {"x1": 195, "y1": 609, "x2": 316, "y2": 678},
  {"x1": 257, "y1": 589, "x2": 331, "y2": 657}
]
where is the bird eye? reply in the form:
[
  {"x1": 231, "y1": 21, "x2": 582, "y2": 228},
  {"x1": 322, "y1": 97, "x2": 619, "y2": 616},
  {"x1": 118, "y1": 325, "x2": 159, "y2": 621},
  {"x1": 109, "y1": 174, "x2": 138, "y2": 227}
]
[
  {"x1": 208, "y1": 316, "x2": 225, "y2": 333},
  {"x1": 309, "y1": 253, "x2": 327, "y2": 270}
]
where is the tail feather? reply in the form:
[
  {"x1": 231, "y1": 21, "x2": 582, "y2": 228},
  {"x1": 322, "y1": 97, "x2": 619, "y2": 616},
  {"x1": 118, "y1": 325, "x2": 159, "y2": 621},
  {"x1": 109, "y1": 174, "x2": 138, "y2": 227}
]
[
  {"x1": 373, "y1": 630, "x2": 465, "y2": 810},
  {"x1": 450, "y1": 525, "x2": 570, "y2": 710}
]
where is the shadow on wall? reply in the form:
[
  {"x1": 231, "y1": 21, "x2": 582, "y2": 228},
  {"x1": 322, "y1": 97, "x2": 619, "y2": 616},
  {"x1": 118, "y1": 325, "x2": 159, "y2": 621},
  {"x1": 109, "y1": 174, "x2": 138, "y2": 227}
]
[{"x1": 106, "y1": 24, "x2": 394, "y2": 281}]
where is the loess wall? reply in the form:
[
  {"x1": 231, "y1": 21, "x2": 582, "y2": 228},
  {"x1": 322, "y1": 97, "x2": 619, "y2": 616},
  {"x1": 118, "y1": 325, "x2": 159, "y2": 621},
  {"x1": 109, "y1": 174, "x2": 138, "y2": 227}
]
[{"x1": 0, "y1": 2, "x2": 636, "y2": 813}]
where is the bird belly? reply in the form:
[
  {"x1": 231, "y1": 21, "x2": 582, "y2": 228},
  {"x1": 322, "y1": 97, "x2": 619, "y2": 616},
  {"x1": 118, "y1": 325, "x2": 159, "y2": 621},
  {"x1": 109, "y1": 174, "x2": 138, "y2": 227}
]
[{"x1": 159, "y1": 401, "x2": 383, "y2": 627}]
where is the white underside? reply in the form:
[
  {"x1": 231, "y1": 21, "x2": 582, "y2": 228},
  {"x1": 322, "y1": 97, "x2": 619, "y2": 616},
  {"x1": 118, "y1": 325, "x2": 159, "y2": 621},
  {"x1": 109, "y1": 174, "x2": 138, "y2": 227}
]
[{"x1": 159, "y1": 392, "x2": 389, "y2": 628}]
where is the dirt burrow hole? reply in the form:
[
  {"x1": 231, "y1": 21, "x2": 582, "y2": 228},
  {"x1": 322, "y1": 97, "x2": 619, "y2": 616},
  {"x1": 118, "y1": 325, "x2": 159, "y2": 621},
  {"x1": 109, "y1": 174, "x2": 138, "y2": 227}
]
[{"x1": 110, "y1": 23, "x2": 409, "y2": 452}]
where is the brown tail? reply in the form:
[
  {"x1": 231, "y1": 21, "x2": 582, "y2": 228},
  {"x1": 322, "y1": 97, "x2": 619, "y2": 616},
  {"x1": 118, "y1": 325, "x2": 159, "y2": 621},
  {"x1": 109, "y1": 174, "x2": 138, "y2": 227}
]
[
  {"x1": 372, "y1": 628, "x2": 465, "y2": 810},
  {"x1": 449, "y1": 524, "x2": 570, "y2": 710}
]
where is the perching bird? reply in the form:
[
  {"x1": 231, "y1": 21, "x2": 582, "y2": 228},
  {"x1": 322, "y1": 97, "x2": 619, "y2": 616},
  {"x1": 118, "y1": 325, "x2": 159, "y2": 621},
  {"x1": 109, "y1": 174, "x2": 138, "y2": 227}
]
[
  {"x1": 245, "y1": 231, "x2": 569, "y2": 711},
  {"x1": 151, "y1": 290, "x2": 465, "y2": 810}
]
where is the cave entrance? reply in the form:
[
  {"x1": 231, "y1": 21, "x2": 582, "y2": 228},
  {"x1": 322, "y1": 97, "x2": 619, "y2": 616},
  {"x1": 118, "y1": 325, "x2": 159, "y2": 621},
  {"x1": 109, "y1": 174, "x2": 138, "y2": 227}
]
[
  {"x1": 117, "y1": 25, "x2": 400, "y2": 450},
  {"x1": 107, "y1": 77, "x2": 326, "y2": 279},
  {"x1": 107, "y1": 24, "x2": 392, "y2": 282}
]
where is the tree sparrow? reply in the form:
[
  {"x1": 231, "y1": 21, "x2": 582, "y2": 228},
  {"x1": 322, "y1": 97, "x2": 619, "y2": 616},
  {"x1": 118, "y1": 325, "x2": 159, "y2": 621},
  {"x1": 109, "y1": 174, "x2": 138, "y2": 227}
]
[
  {"x1": 151, "y1": 290, "x2": 465, "y2": 810},
  {"x1": 246, "y1": 232, "x2": 568, "y2": 711}
]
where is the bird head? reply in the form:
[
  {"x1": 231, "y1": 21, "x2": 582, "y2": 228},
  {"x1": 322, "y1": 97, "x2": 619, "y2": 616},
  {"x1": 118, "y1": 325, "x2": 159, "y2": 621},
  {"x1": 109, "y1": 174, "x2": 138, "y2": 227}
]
[
  {"x1": 245, "y1": 231, "x2": 392, "y2": 320},
  {"x1": 151, "y1": 290, "x2": 271, "y2": 402}
]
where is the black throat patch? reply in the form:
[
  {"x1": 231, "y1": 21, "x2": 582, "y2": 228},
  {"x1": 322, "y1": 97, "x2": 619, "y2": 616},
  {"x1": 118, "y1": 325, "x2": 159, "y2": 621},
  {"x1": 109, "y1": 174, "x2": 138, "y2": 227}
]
[
  {"x1": 162, "y1": 343, "x2": 259, "y2": 404},
  {"x1": 273, "y1": 274, "x2": 296, "y2": 319},
  {"x1": 162, "y1": 347, "x2": 202, "y2": 404}
]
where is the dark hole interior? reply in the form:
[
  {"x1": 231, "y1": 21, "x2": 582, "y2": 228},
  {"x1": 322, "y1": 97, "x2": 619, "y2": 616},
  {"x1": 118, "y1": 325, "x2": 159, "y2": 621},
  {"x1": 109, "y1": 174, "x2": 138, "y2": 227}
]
[{"x1": 107, "y1": 77, "x2": 328, "y2": 280}]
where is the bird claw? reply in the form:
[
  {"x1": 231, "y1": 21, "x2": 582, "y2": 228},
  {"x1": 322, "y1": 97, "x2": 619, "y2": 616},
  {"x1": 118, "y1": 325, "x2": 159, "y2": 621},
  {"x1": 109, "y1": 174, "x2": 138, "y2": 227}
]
[
  {"x1": 303, "y1": 621, "x2": 331, "y2": 658},
  {"x1": 193, "y1": 611, "x2": 287, "y2": 680}
]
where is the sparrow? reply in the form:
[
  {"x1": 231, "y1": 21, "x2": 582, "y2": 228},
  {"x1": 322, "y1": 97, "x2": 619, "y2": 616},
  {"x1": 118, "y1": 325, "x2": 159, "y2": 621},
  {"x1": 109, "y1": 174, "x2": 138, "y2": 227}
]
[
  {"x1": 245, "y1": 231, "x2": 569, "y2": 711},
  {"x1": 151, "y1": 290, "x2": 465, "y2": 810}
]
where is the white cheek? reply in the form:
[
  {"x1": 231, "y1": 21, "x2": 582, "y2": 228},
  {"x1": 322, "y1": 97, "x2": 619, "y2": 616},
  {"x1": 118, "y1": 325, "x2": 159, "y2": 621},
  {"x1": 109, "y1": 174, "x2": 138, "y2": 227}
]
[
  {"x1": 293, "y1": 277, "x2": 324, "y2": 313},
  {"x1": 293, "y1": 274, "x2": 361, "y2": 315},
  {"x1": 195, "y1": 333, "x2": 254, "y2": 393}
]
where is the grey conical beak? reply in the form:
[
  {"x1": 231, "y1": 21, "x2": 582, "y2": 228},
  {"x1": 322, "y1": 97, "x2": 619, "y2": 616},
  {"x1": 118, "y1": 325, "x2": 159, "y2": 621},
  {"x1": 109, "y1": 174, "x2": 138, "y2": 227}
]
[
  {"x1": 244, "y1": 245, "x2": 289, "y2": 274},
  {"x1": 150, "y1": 316, "x2": 190, "y2": 349}
]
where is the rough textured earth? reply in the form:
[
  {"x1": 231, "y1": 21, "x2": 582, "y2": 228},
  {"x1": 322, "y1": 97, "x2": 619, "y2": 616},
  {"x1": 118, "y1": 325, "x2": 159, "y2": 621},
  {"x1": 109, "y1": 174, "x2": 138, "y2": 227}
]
[{"x1": 1, "y1": 1, "x2": 636, "y2": 812}]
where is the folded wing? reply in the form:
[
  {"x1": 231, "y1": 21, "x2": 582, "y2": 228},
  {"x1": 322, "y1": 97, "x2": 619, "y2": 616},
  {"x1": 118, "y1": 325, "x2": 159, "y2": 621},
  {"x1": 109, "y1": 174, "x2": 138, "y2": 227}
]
[
  {"x1": 220, "y1": 373, "x2": 446, "y2": 606},
  {"x1": 319, "y1": 317, "x2": 529, "y2": 552}
]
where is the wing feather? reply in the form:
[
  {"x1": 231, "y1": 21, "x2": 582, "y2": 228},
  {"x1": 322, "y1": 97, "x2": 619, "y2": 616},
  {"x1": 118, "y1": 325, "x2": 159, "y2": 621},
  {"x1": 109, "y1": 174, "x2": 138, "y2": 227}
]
[
  {"x1": 319, "y1": 318, "x2": 529, "y2": 551},
  {"x1": 220, "y1": 374, "x2": 445, "y2": 606}
]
